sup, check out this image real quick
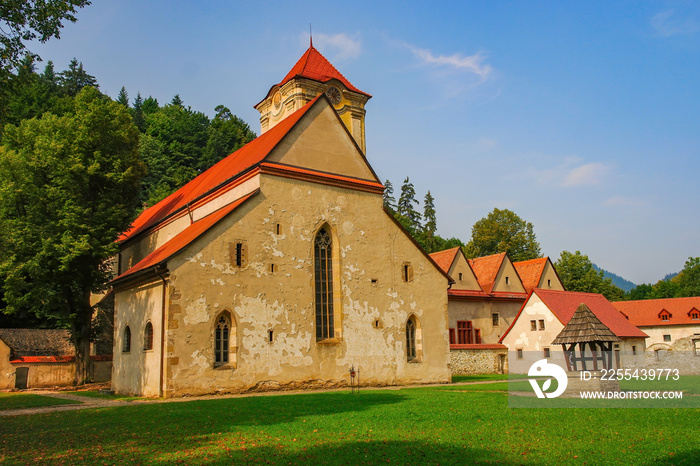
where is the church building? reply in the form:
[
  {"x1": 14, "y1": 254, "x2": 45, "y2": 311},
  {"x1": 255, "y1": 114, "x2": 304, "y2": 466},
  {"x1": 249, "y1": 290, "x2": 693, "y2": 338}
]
[{"x1": 110, "y1": 44, "x2": 452, "y2": 397}]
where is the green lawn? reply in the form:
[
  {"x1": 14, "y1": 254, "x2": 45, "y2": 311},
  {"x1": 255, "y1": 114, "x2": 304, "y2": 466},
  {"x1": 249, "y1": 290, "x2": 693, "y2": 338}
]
[
  {"x1": 0, "y1": 393, "x2": 79, "y2": 411},
  {"x1": 1, "y1": 387, "x2": 697, "y2": 464},
  {"x1": 65, "y1": 390, "x2": 144, "y2": 402},
  {"x1": 451, "y1": 373, "x2": 509, "y2": 383}
]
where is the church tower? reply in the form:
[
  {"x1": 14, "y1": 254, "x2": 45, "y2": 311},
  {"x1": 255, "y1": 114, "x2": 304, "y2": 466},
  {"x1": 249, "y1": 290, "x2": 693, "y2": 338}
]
[{"x1": 255, "y1": 42, "x2": 371, "y2": 154}]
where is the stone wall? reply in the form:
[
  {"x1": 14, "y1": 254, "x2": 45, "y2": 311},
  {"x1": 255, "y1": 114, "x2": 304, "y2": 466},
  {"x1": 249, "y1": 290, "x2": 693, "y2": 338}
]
[{"x1": 450, "y1": 346, "x2": 508, "y2": 375}]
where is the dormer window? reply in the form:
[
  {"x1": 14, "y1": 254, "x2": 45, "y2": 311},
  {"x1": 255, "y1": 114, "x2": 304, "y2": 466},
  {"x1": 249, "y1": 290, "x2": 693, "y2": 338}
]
[
  {"x1": 659, "y1": 310, "x2": 672, "y2": 321},
  {"x1": 690, "y1": 309, "x2": 699, "y2": 320}
]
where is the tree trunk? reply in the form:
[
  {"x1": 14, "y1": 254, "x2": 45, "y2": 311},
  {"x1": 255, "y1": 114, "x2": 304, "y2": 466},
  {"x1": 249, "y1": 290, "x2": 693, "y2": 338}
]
[{"x1": 72, "y1": 293, "x2": 93, "y2": 385}]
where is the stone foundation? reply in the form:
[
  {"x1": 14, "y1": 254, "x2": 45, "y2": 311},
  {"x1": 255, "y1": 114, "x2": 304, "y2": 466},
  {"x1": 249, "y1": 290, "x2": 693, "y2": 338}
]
[{"x1": 450, "y1": 346, "x2": 508, "y2": 375}]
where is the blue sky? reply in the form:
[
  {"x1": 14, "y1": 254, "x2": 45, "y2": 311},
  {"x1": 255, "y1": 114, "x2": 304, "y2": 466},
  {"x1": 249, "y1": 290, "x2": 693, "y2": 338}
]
[{"x1": 30, "y1": 1, "x2": 700, "y2": 284}]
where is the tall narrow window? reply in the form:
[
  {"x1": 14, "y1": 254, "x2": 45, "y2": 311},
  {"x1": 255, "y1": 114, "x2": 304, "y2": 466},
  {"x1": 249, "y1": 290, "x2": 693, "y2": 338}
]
[
  {"x1": 457, "y1": 321, "x2": 472, "y2": 344},
  {"x1": 215, "y1": 315, "x2": 230, "y2": 365},
  {"x1": 143, "y1": 322, "x2": 153, "y2": 351},
  {"x1": 406, "y1": 317, "x2": 417, "y2": 361},
  {"x1": 315, "y1": 227, "x2": 334, "y2": 340},
  {"x1": 123, "y1": 325, "x2": 131, "y2": 353}
]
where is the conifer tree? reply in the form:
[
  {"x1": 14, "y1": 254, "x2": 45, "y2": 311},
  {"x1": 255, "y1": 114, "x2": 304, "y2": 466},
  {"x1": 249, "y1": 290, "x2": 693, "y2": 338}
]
[
  {"x1": 397, "y1": 177, "x2": 421, "y2": 233},
  {"x1": 59, "y1": 58, "x2": 97, "y2": 96},
  {"x1": 422, "y1": 191, "x2": 437, "y2": 252},
  {"x1": 383, "y1": 180, "x2": 396, "y2": 213},
  {"x1": 116, "y1": 86, "x2": 129, "y2": 107}
]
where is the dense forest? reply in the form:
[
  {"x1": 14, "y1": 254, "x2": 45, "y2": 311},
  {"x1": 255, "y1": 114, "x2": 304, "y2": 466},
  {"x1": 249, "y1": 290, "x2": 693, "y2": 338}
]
[{"x1": 0, "y1": 57, "x2": 256, "y2": 331}]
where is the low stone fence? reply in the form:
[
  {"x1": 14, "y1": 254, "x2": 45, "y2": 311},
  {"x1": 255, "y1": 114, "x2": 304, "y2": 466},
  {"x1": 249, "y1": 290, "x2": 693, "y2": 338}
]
[{"x1": 450, "y1": 344, "x2": 508, "y2": 375}]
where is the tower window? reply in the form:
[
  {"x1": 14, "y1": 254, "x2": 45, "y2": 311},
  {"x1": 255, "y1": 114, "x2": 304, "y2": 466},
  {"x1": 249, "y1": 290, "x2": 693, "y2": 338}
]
[
  {"x1": 230, "y1": 241, "x2": 247, "y2": 268},
  {"x1": 143, "y1": 322, "x2": 153, "y2": 351}
]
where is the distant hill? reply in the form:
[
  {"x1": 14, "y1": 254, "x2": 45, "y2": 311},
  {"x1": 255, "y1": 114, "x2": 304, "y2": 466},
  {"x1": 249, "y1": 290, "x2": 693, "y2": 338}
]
[
  {"x1": 592, "y1": 264, "x2": 637, "y2": 292},
  {"x1": 662, "y1": 272, "x2": 679, "y2": 282}
]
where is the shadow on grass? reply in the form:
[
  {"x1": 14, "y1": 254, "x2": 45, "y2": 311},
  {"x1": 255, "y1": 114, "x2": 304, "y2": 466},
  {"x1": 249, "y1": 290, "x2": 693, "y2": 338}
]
[{"x1": 149, "y1": 439, "x2": 497, "y2": 465}]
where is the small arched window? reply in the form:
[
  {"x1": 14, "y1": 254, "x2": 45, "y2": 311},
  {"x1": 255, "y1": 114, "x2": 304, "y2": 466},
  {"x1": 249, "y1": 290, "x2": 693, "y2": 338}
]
[
  {"x1": 406, "y1": 318, "x2": 417, "y2": 361},
  {"x1": 314, "y1": 226, "x2": 334, "y2": 340},
  {"x1": 143, "y1": 322, "x2": 154, "y2": 351},
  {"x1": 123, "y1": 325, "x2": 131, "y2": 353},
  {"x1": 215, "y1": 315, "x2": 230, "y2": 366}
]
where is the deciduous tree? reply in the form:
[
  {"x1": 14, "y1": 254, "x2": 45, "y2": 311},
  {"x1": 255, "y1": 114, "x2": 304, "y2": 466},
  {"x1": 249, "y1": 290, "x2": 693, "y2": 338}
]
[
  {"x1": 466, "y1": 208, "x2": 541, "y2": 261},
  {"x1": 0, "y1": 87, "x2": 144, "y2": 382},
  {"x1": 555, "y1": 251, "x2": 624, "y2": 301}
]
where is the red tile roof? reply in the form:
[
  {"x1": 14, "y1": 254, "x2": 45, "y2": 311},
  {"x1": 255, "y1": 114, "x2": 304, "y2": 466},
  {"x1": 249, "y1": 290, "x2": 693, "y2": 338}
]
[
  {"x1": 277, "y1": 46, "x2": 370, "y2": 97},
  {"x1": 613, "y1": 297, "x2": 700, "y2": 327},
  {"x1": 10, "y1": 355, "x2": 111, "y2": 364},
  {"x1": 114, "y1": 191, "x2": 258, "y2": 282},
  {"x1": 120, "y1": 96, "x2": 321, "y2": 243},
  {"x1": 513, "y1": 257, "x2": 548, "y2": 293},
  {"x1": 468, "y1": 253, "x2": 507, "y2": 294},
  {"x1": 500, "y1": 289, "x2": 647, "y2": 342},
  {"x1": 447, "y1": 289, "x2": 490, "y2": 299},
  {"x1": 429, "y1": 247, "x2": 461, "y2": 274}
]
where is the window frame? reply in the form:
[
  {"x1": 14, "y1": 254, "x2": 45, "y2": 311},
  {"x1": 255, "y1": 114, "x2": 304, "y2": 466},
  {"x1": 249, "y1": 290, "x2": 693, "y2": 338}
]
[
  {"x1": 215, "y1": 314, "x2": 231, "y2": 367},
  {"x1": 143, "y1": 321, "x2": 154, "y2": 351},
  {"x1": 123, "y1": 325, "x2": 131, "y2": 353},
  {"x1": 314, "y1": 226, "x2": 335, "y2": 341}
]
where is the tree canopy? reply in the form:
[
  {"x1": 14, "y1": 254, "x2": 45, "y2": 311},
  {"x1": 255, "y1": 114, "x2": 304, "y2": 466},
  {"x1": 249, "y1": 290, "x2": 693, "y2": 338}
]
[
  {"x1": 625, "y1": 257, "x2": 700, "y2": 300},
  {"x1": 0, "y1": 86, "x2": 144, "y2": 380},
  {"x1": 465, "y1": 208, "x2": 541, "y2": 262},
  {"x1": 0, "y1": 1, "x2": 90, "y2": 74},
  {"x1": 555, "y1": 251, "x2": 624, "y2": 301}
]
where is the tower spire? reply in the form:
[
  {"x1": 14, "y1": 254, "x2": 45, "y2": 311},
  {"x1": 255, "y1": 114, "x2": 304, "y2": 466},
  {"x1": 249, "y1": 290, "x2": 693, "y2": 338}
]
[{"x1": 309, "y1": 23, "x2": 313, "y2": 48}]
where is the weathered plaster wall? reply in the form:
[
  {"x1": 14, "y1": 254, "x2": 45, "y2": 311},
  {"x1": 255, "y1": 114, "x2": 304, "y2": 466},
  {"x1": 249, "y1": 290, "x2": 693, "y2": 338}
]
[
  {"x1": 450, "y1": 348, "x2": 508, "y2": 375},
  {"x1": 448, "y1": 254, "x2": 480, "y2": 291},
  {"x1": 492, "y1": 260, "x2": 526, "y2": 293},
  {"x1": 637, "y1": 325, "x2": 700, "y2": 347},
  {"x1": 447, "y1": 300, "x2": 523, "y2": 344},
  {"x1": 159, "y1": 175, "x2": 450, "y2": 397},
  {"x1": 500, "y1": 294, "x2": 565, "y2": 373},
  {"x1": 113, "y1": 280, "x2": 164, "y2": 397},
  {"x1": 539, "y1": 262, "x2": 564, "y2": 290},
  {"x1": 0, "y1": 339, "x2": 12, "y2": 389},
  {"x1": 119, "y1": 177, "x2": 260, "y2": 274},
  {"x1": 10, "y1": 363, "x2": 75, "y2": 388}
]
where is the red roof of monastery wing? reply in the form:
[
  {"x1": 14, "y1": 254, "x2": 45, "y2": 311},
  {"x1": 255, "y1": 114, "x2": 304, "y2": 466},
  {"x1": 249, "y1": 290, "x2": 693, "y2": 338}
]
[
  {"x1": 114, "y1": 191, "x2": 258, "y2": 283},
  {"x1": 513, "y1": 257, "x2": 548, "y2": 293},
  {"x1": 429, "y1": 247, "x2": 461, "y2": 274},
  {"x1": 278, "y1": 46, "x2": 371, "y2": 97},
  {"x1": 534, "y1": 289, "x2": 647, "y2": 339},
  {"x1": 119, "y1": 97, "x2": 319, "y2": 242},
  {"x1": 468, "y1": 253, "x2": 507, "y2": 294},
  {"x1": 613, "y1": 297, "x2": 700, "y2": 327}
]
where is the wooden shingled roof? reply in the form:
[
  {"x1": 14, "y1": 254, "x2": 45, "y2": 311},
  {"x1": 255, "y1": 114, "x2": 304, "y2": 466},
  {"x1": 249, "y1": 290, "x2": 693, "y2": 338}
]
[{"x1": 552, "y1": 303, "x2": 621, "y2": 344}]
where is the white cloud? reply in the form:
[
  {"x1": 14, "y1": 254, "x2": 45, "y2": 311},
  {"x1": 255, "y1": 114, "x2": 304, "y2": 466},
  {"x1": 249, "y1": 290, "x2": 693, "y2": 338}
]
[
  {"x1": 526, "y1": 156, "x2": 613, "y2": 188},
  {"x1": 561, "y1": 162, "x2": 611, "y2": 187},
  {"x1": 308, "y1": 33, "x2": 362, "y2": 60},
  {"x1": 409, "y1": 46, "x2": 492, "y2": 79},
  {"x1": 651, "y1": 9, "x2": 699, "y2": 37}
]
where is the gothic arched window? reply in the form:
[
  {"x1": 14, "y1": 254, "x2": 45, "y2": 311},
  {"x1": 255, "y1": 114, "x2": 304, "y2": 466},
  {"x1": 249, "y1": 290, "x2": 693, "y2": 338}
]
[
  {"x1": 143, "y1": 322, "x2": 154, "y2": 351},
  {"x1": 215, "y1": 315, "x2": 230, "y2": 366},
  {"x1": 123, "y1": 325, "x2": 131, "y2": 353},
  {"x1": 406, "y1": 317, "x2": 417, "y2": 361},
  {"x1": 314, "y1": 227, "x2": 334, "y2": 340}
]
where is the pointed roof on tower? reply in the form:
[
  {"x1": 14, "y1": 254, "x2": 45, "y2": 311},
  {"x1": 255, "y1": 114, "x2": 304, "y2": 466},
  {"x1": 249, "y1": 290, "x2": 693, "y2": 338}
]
[{"x1": 279, "y1": 45, "x2": 371, "y2": 97}]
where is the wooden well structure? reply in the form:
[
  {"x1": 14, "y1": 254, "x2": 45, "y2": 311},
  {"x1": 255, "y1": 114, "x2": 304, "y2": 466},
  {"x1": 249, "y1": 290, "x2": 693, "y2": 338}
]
[{"x1": 552, "y1": 303, "x2": 620, "y2": 371}]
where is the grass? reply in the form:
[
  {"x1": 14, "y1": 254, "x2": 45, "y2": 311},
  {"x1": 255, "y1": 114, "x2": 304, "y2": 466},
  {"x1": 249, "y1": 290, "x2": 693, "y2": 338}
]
[
  {"x1": 0, "y1": 393, "x2": 80, "y2": 411},
  {"x1": 1, "y1": 386, "x2": 698, "y2": 464},
  {"x1": 451, "y1": 373, "x2": 509, "y2": 383},
  {"x1": 64, "y1": 390, "x2": 144, "y2": 402}
]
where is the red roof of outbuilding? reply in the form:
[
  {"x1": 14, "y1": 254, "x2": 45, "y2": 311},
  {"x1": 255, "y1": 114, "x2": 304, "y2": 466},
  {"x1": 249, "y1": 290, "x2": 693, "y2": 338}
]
[
  {"x1": 120, "y1": 96, "x2": 320, "y2": 243},
  {"x1": 429, "y1": 247, "x2": 461, "y2": 274},
  {"x1": 500, "y1": 289, "x2": 648, "y2": 342},
  {"x1": 114, "y1": 191, "x2": 258, "y2": 283},
  {"x1": 513, "y1": 257, "x2": 548, "y2": 293},
  {"x1": 613, "y1": 297, "x2": 700, "y2": 327},
  {"x1": 468, "y1": 253, "x2": 507, "y2": 294},
  {"x1": 277, "y1": 46, "x2": 370, "y2": 97}
]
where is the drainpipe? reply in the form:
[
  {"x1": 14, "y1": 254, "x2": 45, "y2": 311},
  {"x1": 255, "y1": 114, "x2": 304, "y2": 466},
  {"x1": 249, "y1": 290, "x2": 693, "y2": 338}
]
[{"x1": 156, "y1": 267, "x2": 168, "y2": 398}]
